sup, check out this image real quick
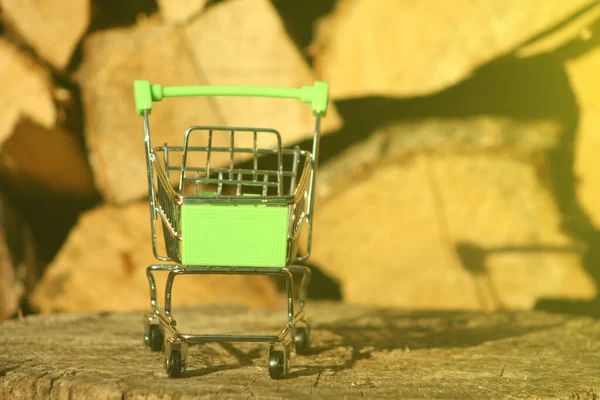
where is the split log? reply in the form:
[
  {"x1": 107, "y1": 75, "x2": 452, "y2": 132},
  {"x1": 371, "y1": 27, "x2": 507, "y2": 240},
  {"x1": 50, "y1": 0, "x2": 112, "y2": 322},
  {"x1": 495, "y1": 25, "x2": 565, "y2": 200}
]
[
  {"x1": 0, "y1": 194, "x2": 36, "y2": 322},
  {"x1": 1, "y1": 303, "x2": 600, "y2": 398},
  {"x1": 29, "y1": 201, "x2": 282, "y2": 314},
  {"x1": 311, "y1": 0, "x2": 595, "y2": 99},
  {"x1": 0, "y1": 118, "x2": 96, "y2": 201},
  {"x1": 0, "y1": 0, "x2": 90, "y2": 70},
  {"x1": 565, "y1": 48, "x2": 600, "y2": 228},
  {"x1": 0, "y1": 39, "x2": 55, "y2": 148},
  {"x1": 157, "y1": 0, "x2": 209, "y2": 23},
  {"x1": 309, "y1": 117, "x2": 596, "y2": 310}
]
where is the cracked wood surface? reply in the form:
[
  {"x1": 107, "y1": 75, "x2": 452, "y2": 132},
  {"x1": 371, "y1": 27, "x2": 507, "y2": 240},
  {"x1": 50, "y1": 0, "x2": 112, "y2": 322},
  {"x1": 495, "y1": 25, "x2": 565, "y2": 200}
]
[{"x1": 1, "y1": 302, "x2": 599, "y2": 399}]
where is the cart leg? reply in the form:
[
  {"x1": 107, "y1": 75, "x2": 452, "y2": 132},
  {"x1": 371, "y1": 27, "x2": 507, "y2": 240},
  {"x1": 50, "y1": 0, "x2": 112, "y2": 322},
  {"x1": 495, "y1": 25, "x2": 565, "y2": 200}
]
[
  {"x1": 294, "y1": 265, "x2": 312, "y2": 310},
  {"x1": 273, "y1": 268, "x2": 295, "y2": 340},
  {"x1": 264, "y1": 269, "x2": 295, "y2": 379},
  {"x1": 285, "y1": 268, "x2": 295, "y2": 327},
  {"x1": 286, "y1": 265, "x2": 312, "y2": 354},
  {"x1": 164, "y1": 267, "x2": 184, "y2": 327},
  {"x1": 146, "y1": 264, "x2": 177, "y2": 314},
  {"x1": 144, "y1": 264, "x2": 178, "y2": 352}
]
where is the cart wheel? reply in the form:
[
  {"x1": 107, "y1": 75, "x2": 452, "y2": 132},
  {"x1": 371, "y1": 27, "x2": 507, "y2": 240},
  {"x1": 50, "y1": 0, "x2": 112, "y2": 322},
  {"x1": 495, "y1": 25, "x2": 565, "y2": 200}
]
[
  {"x1": 166, "y1": 350, "x2": 183, "y2": 378},
  {"x1": 268, "y1": 350, "x2": 286, "y2": 379},
  {"x1": 149, "y1": 325, "x2": 163, "y2": 352},
  {"x1": 293, "y1": 327, "x2": 310, "y2": 354}
]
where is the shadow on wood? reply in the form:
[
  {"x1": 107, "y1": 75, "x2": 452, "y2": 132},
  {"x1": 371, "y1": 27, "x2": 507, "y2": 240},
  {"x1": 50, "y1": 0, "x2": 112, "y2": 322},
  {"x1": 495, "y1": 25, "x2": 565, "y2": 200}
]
[{"x1": 1, "y1": 302, "x2": 599, "y2": 398}]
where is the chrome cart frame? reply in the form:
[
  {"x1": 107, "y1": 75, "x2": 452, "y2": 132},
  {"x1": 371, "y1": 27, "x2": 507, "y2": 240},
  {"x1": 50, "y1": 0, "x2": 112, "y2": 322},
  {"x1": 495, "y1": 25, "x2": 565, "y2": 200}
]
[{"x1": 133, "y1": 80, "x2": 329, "y2": 379}]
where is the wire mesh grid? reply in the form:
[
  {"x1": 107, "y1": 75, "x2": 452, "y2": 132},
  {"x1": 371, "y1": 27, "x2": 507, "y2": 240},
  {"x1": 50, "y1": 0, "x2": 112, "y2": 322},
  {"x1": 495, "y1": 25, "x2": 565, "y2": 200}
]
[{"x1": 155, "y1": 126, "x2": 306, "y2": 198}]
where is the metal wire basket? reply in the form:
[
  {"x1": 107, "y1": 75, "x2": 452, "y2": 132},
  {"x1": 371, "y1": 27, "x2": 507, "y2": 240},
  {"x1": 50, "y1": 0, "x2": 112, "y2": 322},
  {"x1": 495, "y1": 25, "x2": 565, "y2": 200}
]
[{"x1": 153, "y1": 126, "x2": 314, "y2": 267}]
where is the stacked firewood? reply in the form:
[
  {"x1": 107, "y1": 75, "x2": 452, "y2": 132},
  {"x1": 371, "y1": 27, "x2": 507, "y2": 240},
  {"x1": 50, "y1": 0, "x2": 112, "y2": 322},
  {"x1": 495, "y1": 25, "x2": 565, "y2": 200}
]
[{"x1": 1, "y1": 0, "x2": 599, "y2": 319}]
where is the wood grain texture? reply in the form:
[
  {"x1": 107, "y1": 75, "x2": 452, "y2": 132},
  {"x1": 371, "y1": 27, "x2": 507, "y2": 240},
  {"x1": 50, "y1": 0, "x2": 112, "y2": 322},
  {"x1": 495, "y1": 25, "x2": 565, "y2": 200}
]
[
  {"x1": 309, "y1": 117, "x2": 595, "y2": 310},
  {"x1": 567, "y1": 47, "x2": 600, "y2": 229},
  {"x1": 1, "y1": 303, "x2": 599, "y2": 398},
  {"x1": 157, "y1": 0, "x2": 209, "y2": 23},
  {"x1": 183, "y1": 0, "x2": 342, "y2": 148},
  {"x1": 30, "y1": 201, "x2": 282, "y2": 314},
  {"x1": 311, "y1": 0, "x2": 595, "y2": 99},
  {"x1": 78, "y1": 20, "x2": 221, "y2": 205}
]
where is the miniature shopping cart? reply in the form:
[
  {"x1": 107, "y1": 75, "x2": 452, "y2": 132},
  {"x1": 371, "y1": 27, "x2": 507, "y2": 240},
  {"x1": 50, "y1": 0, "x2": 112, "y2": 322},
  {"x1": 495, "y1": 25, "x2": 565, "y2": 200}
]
[{"x1": 133, "y1": 80, "x2": 329, "y2": 379}]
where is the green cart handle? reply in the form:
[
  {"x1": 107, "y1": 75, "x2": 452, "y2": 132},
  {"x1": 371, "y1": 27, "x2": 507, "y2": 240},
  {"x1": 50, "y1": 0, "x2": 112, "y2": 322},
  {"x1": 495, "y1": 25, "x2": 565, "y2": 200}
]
[{"x1": 134, "y1": 80, "x2": 329, "y2": 117}]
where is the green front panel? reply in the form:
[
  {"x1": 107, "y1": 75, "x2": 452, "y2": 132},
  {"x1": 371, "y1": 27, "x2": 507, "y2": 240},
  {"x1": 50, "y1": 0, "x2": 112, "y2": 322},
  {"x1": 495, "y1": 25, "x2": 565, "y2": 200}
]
[{"x1": 181, "y1": 202, "x2": 289, "y2": 267}]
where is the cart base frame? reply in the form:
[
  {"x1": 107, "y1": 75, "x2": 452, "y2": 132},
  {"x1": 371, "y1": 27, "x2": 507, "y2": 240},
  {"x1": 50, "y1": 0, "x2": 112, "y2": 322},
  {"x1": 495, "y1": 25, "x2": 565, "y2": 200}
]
[{"x1": 143, "y1": 264, "x2": 312, "y2": 379}]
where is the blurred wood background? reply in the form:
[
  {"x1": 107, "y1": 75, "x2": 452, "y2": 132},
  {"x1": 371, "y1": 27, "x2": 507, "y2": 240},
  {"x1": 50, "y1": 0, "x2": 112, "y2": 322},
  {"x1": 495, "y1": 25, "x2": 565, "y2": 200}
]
[{"x1": 1, "y1": 0, "x2": 600, "y2": 321}]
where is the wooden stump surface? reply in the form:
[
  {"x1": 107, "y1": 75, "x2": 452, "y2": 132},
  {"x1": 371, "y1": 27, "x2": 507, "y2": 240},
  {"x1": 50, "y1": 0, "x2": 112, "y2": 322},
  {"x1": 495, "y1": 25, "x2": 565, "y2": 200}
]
[{"x1": 1, "y1": 302, "x2": 599, "y2": 399}]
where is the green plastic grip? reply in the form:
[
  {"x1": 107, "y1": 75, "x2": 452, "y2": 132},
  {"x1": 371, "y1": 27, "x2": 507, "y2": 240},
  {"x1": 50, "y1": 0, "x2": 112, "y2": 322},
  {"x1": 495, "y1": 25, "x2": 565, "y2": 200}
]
[{"x1": 134, "y1": 80, "x2": 329, "y2": 117}]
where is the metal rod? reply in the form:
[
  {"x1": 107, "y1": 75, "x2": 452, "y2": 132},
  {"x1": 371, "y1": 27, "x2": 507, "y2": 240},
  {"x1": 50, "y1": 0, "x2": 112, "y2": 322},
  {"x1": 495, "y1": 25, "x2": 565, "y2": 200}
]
[
  {"x1": 143, "y1": 113, "x2": 170, "y2": 262},
  {"x1": 229, "y1": 130, "x2": 235, "y2": 181},
  {"x1": 290, "y1": 147, "x2": 299, "y2": 195},
  {"x1": 164, "y1": 268, "x2": 181, "y2": 326},
  {"x1": 181, "y1": 196, "x2": 293, "y2": 205},
  {"x1": 172, "y1": 166, "x2": 296, "y2": 177},
  {"x1": 288, "y1": 265, "x2": 311, "y2": 309},
  {"x1": 163, "y1": 143, "x2": 170, "y2": 180},
  {"x1": 253, "y1": 131, "x2": 258, "y2": 182},
  {"x1": 160, "y1": 145, "x2": 304, "y2": 156},
  {"x1": 301, "y1": 114, "x2": 322, "y2": 260},
  {"x1": 146, "y1": 264, "x2": 177, "y2": 313},
  {"x1": 276, "y1": 131, "x2": 283, "y2": 196},
  {"x1": 236, "y1": 172, "x2": 242, "y2": 195},
  {"x1": 262, "y1": 173, "x2": 268, "y2": 196},
  {"x1": 284, "y1": 269, "x2": 295, "y2": 322},
  {"x1": 181, "y1": 334, "x2": 278, "y2": 343},
  {"x1": 184, "y1": 177, "x2": 279, "y2": 187},
  {"x1": 157, "y1": 208, "x2": 183, "y2": 240},
  {"x1": 206, "y1": 129, "x2": 213, "y2": 179},
  {"x1": 218, "y1": 171, "x2": 223, "y2": 195},
  {"x1": 178, "y1": 128, "x2": 193, "y2": 193}
]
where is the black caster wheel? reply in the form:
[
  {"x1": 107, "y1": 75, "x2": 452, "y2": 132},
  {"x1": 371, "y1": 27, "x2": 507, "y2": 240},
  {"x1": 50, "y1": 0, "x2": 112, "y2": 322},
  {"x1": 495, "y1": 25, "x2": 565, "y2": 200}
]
[
  {"x1": 149, "y1": 325, "x2": 163, "y2": 352},
  {"x1": 268, "y1": 350, "x2": 286, "y2": 379},
  {"x1": 293, "y1": 326, "x2": 310, "y2": 354},
  {"x1": 166, "y1": 350, "x2": 183, "y2": 378}
]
